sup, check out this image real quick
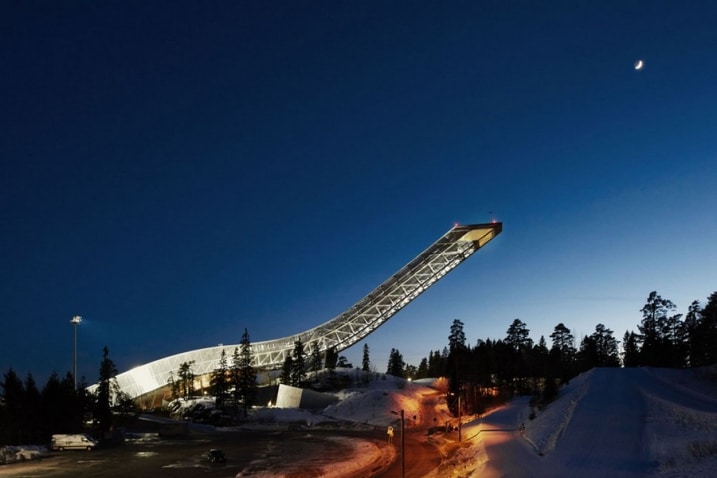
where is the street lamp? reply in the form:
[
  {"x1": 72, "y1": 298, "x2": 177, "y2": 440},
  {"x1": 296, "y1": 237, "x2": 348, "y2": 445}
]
[
  {"x1": 449, "y1": 391, "x2": 462, "y2": 442},
  {"x1": 457, "y1": 393, "x2": 462, "y2": 442},
  {"x1": 391, "y1": 409, "x2": 405, "y2": 478},
  {"x1": 70, "y1": 315, "x2": 82, "y2": 390}
]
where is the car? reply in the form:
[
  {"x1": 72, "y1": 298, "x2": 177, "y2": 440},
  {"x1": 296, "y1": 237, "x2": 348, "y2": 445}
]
[
  {"x1": 207, "y1": 448, "x2": 226, "y2": 463},
  {"x1": 15, "y1": 449, "x2": 41, "y2": 461}
]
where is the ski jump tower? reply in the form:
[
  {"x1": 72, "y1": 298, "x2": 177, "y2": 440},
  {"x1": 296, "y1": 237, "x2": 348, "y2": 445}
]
[{"x1": 112, "y1": 222, "x2": 502, "y2": 399}]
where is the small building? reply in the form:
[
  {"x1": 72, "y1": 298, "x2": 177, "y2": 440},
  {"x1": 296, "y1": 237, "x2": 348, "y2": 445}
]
[{"x1": 275, "y1": 384, "x2": 338, "y2": 409}]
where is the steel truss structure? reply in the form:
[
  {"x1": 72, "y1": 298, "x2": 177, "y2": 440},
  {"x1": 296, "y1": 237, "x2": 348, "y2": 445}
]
[{"x1": 111, "y1": 222, "x2": 502, "y2": 398}]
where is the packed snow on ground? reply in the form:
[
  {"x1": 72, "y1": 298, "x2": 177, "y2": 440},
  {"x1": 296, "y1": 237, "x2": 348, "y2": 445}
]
[
  {"x1": 229, "y1": 367, "x2": 717, "y2": 477},
  {"x1": 224, "y1": 371, "x2": 454, "y2": 477}
]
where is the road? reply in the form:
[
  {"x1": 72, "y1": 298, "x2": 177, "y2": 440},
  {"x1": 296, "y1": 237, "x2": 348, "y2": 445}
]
[
  {"x1": 375, "y1": 427, "x2": 443, "y2": 478},
  {"x1": 1, "y1": 429, "x2": 393, "y2": 477},
  {"x1": 3, "y1": 411, "x2": 446, "y2": 477},
  {"x1": 1, "y1": 389, "x2": 456, "y2": 477}
]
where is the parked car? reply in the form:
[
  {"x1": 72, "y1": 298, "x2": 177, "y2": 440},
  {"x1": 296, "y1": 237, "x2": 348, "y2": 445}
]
[
  {"x1": 15, "y1": 449, "x2": 41, "y2": 461},
  {"x1": 207, "y1": 448, "x2": 226, "y2": 463}
]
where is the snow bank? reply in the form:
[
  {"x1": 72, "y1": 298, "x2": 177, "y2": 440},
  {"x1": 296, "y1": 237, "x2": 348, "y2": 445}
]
[
  {"x1": 519, "y1": 367, "x2": 717, "y2": 477},
  {"x1": 523, "y1": 369, "x2": 592, "y2": 455},
  {"x1": 643, "y1": 367, "x2": 717, "y2": 476}
]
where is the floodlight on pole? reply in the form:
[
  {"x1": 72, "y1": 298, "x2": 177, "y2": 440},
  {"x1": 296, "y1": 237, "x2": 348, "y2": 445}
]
[{"x1": 70, "y1": 315, "x2": 82, "y2": 390}]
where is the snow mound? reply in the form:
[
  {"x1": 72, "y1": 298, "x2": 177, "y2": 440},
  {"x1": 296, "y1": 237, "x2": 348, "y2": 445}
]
[
  {"x1": 520, "y1": 367, "x2": 717, "y2": 477},
  {"x1": 523, "y1": 369, "x2": 593, "y2": 455},
  {"x1": 324, "y1": 388, "x2": 423, "y2": 426}
]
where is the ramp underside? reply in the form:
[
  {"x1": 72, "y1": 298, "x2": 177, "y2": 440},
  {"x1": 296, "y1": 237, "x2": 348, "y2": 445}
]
[{"x1": 112, "y1": 222, "x2": 502, "y2": 398}]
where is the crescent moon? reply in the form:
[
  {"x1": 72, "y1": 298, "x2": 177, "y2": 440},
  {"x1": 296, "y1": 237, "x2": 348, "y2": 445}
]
[{"x1": 634, "y1": 59, "x2": 644, "y2": 70}]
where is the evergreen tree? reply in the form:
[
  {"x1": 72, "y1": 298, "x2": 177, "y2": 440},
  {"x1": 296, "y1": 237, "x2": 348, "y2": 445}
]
[
  {"x1": 622, "y1": 331, "x2": 640, "y2": 367},
  {"x1": 386, "y1": 348, "x2": 405, "y2": 377},
  {"x1": 532, "y1": 336, "x2": 550, "y2": 379},
  {"x1": 24, "y1": 373, "x2": 41, "y2": 443},
  {"x1": 427, "y1": 350, "x2": 444, "y2": 377},
  {"x1": 361, "y1": 343, "x2": 371, "y2": 372},
  {"x1": 416, "y1": 357, "x2": 429, "y2": 379},
  {"x1": 210, "y1": 349, "x2": 229, "y2": 408},
  {"x1": 578, "y1": 335, "x2": 598, "y2": 371},
  {"x1": 40, "y1": 372, "x2": 62, "y2": 439},
  {"x1": 167, "y1": 371, "x2": 180, "y2": 400},
  {"x1": 504, "y1": 319, "x2": 533, "y2": 393},
  {"x1": 638, "y1": 291, "x2": 677, "y2": 366},
  {"x1": 95, "y1": 346, "x2": 119, "y2": 434},
  {"x1": 449, "y1": 319, "x2": 467, "y2": 352},
  {"x1": 290, "y1": 339, "x2": 307, "y2": 386},
  {"x1": 693, "y1": 292, "x2": 717, "y2": 366},
  {"x1": 40, "y1": 372, "x2": 84, "y2": 439},
  {"x1": 549, "y1": 323, "x2": 577, "y2": 380},
  {"x1": 1, "y1": 368, "x2": 25, "y2": 444},
  {"x1": 592, "y1": 324, "x2": 621, "y2": 367},
  {"x1": 579, "y1": 324, "x2": 620, "y2": 369},
  {"x1": 506, "y1": 319, "x2": 533, "y2": 350},
  {"x1": 310, "y1": 343, "x2": 323, "y2": 372},
  {"x1": 280, "y1": 354, "x2": 294, "y2": 385},
  {"x1": 447, "y1": 319, "x2": 470, "y2": 401},
  {"x1": 237, "y1": 329, "x2": 258, "y2": 416},
  {"x1": 177, "y1": 361, "x2": 196, "y2": 399},
  {"x1": 549, "y1": 323, "x2": 576, "y2": 360},
  {"x1": 336, "y1": 355, "x2": 352, "y2": 368},
  {"x1": 112, "y1": 388, "x2": 138, "y2": 418},
  {"x1": 662, "y1": 313, "x2": 688, "y2": 367},
  {"x1": 325, "y1": 346, "x2": 338, "y2": 370},
  {"x1": 684, "y1": 300, "x2": 703, "y2": 366}
]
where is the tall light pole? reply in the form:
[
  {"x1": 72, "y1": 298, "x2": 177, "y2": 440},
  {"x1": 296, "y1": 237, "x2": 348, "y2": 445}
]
[{"x1": 70, "y1": 315, "x2": 82, "y2": 390}]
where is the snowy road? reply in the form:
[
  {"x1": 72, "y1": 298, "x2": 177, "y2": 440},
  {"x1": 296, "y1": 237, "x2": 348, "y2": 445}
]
[
  {"x1": 544, "y1": 368, "x2": 651, "y2": 477},
  {"x1": 475, "y1": 367, "x2": 717, "y2": 478},
  {"x1": 475, "y1": 399, "x2": 543, "y2": 477}
]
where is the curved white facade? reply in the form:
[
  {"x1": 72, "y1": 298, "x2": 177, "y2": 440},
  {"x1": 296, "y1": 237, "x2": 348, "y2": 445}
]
[{"x1": 110, "y1": 222, "x2": 502, "y2": 398}]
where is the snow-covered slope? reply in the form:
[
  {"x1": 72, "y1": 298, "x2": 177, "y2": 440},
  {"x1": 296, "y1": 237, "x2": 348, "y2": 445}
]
[{"x1": 521, "y1": 367, "x2": 717, "y2": 477}]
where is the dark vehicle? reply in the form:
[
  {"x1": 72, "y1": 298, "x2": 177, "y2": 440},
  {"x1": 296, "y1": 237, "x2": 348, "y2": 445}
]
[{"x1": 207, "y1": 449, "x2": 226, "y2": 463}]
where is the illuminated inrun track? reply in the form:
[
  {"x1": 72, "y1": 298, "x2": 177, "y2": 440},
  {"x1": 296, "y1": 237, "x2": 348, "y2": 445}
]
[{"x1": 112, "y1": 222, "x2": 502, "y2": 398}]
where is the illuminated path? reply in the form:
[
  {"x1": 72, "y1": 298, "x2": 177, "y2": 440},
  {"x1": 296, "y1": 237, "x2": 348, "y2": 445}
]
[{"x1": 111, "y1": 222, "x2": 502, "y2": 398}]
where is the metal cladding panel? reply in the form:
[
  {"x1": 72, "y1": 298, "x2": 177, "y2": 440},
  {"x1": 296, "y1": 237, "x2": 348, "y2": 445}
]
[{"x1": 107, "y1": 222, "x2": 501, "y2": 398}]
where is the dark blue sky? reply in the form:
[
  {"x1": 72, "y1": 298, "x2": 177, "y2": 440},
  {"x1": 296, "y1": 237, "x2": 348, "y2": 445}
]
[{"x1": 2, "y1": 1, "x2": 716, "y2": 384}]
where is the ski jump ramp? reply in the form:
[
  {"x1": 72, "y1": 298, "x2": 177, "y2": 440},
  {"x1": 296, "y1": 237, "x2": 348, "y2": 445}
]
[{"x1": 113, "y1": 222, "x2": 502, "y2": 399}]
